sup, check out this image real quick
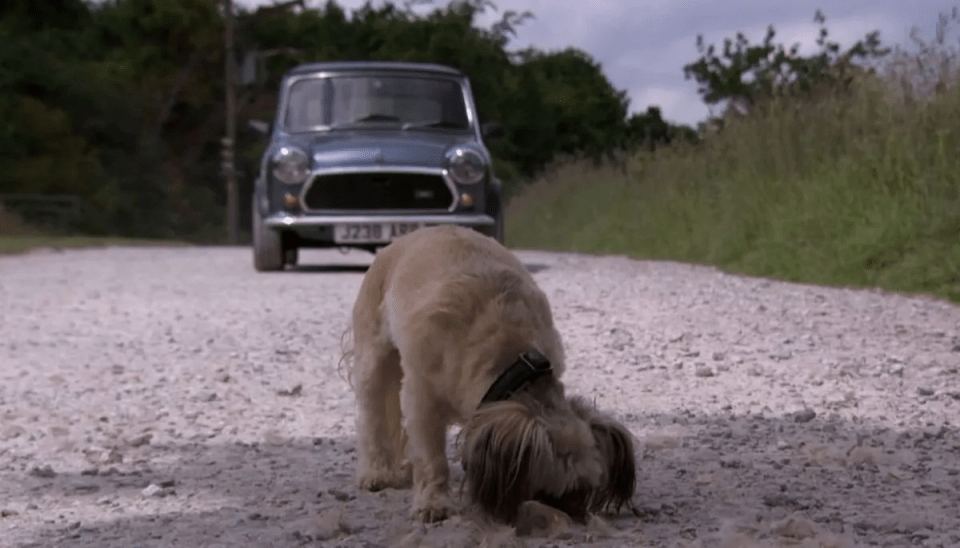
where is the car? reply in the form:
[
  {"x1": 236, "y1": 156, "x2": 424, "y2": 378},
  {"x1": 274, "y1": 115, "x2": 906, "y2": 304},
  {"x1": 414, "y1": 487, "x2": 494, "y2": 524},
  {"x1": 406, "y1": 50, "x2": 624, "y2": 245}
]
[{"x1": 248, "y1": 60, "x2": 505, "y2": 271}]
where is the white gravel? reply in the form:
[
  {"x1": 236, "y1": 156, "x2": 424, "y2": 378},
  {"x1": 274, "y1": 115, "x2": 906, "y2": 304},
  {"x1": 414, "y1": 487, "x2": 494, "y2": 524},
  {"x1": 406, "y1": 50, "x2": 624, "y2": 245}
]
[{"x1": 0, "y1": 245, "x2": 958, "y2": 548}]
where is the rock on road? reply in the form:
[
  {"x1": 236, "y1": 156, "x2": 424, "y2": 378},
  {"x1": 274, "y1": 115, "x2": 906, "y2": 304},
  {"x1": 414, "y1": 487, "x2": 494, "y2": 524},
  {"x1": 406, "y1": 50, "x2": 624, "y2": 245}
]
[{"x1": 1, "y1": 245, "x2": 958, "y2": 548}]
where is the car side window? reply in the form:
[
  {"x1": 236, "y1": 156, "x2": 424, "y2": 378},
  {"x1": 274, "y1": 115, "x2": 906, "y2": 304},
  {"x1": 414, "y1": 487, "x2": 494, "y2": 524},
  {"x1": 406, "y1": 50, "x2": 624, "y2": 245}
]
[{"x1": 440, "y1": 86, "x2": 468, "y2": 128}]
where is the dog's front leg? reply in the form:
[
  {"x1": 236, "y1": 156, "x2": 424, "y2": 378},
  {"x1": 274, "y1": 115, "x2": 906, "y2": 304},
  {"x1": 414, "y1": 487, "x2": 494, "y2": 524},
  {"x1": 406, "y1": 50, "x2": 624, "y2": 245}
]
[
  {"x1": 354, "y1": 344, "x2": 411, "y2": 491},
  {"x1": 400, "y1": 378, "x2": 454, "y2": 522}
]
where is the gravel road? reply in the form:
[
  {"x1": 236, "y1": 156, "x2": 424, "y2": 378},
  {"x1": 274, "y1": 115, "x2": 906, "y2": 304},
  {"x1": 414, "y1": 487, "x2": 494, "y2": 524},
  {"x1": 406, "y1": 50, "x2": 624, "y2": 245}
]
[{"x1": 1, "y1": 245, "x2": 958, "y2": 548}]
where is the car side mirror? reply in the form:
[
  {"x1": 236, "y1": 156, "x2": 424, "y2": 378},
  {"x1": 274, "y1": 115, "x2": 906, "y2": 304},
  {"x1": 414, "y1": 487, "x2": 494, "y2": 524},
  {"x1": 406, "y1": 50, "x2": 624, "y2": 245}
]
[
  {"x1": 248, "y1": 119, "x2": 272, "y2": 135},
  {"x1": 481, "y1": 121, "x2": 504, "y2": 140}
]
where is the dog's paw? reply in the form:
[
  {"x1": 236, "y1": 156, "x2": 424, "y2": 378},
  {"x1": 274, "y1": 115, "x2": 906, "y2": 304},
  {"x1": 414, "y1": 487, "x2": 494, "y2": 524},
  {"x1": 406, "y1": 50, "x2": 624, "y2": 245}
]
[
  {"x1": 358, "y1": 474, "x2": 388, "y2": 492},
  {"x1": 411, "y1": 496, "x2": 455, "y2": 523},
  {"x1": 358, "y1": 468, "x2": 412, "y2": 491},
  {"x1": 358, "y1": 472, "x2": 395, "y2": 492}
]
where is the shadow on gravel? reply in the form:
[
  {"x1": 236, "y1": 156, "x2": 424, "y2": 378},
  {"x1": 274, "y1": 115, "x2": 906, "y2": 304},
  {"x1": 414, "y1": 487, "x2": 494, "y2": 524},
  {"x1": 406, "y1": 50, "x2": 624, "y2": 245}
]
[
  {"x1": 11, "y1": 411, "x2": 958, "y2": 547},
  {"x1": 281, "y1": 262, "x2": 550, "y2": 275},
  {"x1": 286, "y1": 264, "x2": 371, "y2": 274},
  {"x1": 11, "y1": 436, "x2": 374, "y2": 547}
]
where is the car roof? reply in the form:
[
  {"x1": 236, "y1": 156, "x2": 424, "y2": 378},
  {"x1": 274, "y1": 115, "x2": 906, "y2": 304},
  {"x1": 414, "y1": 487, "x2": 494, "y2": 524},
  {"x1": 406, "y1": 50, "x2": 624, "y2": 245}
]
[{"x1": 286, "y1": 61, "x2": 465, "y2": 78}]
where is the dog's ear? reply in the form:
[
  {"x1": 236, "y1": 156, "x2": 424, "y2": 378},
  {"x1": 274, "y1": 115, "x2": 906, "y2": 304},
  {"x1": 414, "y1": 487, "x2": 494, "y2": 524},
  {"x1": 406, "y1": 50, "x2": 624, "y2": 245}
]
[
  {"x1": 459, "y1": 400, "x2": 552, "y2": 523},
  {"x1": 568, "y1": 397, "x2": 638, "y2": 515},
  {"x1": 589, "y1": 415, "x2": 638, "y2": 515}
]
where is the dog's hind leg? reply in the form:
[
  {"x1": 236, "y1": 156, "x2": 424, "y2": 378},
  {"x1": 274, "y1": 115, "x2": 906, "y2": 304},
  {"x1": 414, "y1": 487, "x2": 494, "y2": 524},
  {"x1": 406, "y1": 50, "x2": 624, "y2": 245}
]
[
  {"x1": 354, "y1": 342, "x2": 412, "y2": 491},
  {"x1": 400, "y1": 375, "x2": 455, "y2": 522}
]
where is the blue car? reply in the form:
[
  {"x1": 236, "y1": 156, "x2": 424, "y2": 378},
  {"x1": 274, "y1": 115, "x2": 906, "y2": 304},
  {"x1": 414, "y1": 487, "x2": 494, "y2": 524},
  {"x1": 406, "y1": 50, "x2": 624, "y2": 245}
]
[{"x1": 250, "y1": 60, "x2": 505, "y2": 271}]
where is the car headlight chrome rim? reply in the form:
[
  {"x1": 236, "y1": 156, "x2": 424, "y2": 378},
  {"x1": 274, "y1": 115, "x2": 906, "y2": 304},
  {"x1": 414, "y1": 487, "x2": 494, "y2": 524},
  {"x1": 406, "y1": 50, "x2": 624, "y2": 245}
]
[
  {"x1": 271, "y1": 146, "x2": 310, "y2": 185},
  {"x1": 446, "y1": 147, "x2": 486, "y2": 185}
]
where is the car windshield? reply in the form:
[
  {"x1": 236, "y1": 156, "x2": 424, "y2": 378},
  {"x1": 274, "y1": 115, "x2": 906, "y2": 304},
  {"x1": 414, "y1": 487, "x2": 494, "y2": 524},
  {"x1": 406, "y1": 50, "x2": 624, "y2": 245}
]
[{"x1": 283, "y1": 74, "x2": 470, "y2": 133}]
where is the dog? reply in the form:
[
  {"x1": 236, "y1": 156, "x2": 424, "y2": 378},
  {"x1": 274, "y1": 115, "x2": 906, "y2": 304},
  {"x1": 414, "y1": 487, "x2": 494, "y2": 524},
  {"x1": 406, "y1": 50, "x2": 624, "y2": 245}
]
[{"x1": 341, "y1": 225, "x2": 637, "y2": 524}]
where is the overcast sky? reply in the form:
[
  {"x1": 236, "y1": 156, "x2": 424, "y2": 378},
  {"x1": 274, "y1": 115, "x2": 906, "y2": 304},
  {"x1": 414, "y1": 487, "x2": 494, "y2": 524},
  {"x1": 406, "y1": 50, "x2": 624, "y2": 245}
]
[{"x1": 237, "y1": 0, "x2": 958, "y2": 126}]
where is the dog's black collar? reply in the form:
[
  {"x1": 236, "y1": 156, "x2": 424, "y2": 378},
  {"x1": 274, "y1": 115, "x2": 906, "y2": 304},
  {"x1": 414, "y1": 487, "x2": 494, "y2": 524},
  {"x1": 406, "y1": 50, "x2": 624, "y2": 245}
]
[{"x1": 480, "y1": 350, "x2": 553, "y2": 405}]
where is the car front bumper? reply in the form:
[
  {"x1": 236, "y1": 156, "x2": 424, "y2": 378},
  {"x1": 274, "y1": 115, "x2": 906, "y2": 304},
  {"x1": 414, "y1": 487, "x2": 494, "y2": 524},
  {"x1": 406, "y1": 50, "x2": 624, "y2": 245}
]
[
  {"x1": 263, "y1": 212, "x2": 496, "y2": 246},
  {"x1": 263, "y1": 212, "x2": 496, "y2": 229}
]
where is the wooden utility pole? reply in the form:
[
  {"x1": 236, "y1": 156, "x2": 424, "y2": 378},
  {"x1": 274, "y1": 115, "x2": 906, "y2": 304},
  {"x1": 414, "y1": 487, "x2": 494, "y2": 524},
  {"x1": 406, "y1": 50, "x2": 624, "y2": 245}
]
[{"x1": 223, "y1": 0, "x2": 239, "y2": 244}]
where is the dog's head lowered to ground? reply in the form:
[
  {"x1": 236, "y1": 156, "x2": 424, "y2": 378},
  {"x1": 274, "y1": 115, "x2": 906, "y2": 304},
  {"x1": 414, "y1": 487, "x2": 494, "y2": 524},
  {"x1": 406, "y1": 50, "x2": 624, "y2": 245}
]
[
  {"x1": 344, "y1": 224, "x2": 637, "y2": 525},
  {"x1": 459, "y1": 377, "x2": 637, "y2": 523}
]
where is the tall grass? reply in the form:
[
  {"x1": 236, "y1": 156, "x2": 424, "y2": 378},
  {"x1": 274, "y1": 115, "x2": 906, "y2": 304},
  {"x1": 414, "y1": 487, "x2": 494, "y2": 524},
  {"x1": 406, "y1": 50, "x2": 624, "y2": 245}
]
[{"x1": 506, "y1": 15, "x2": 960, "y2": 303}]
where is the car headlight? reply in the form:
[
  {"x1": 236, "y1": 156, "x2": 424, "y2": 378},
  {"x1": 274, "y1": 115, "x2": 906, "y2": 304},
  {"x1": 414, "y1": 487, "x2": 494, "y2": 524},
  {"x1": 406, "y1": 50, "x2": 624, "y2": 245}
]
[
  {"x1": 446, "y1": 147, "x2": 486, "y2": 185},
  {"x1": 271, "y1": 146, "x2": 310, "y2": 185}
]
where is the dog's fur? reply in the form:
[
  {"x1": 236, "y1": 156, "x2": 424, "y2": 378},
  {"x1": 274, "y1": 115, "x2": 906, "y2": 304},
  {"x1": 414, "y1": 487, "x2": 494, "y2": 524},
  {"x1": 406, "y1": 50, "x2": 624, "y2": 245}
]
[{"x1": 342, "y1": 225, "x2": 637, "y2": 524}]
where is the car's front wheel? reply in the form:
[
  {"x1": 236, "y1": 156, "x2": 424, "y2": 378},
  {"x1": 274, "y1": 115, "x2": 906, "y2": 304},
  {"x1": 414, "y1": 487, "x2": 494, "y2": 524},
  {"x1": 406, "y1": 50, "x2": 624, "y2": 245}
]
[
  {"x1": 252, "y1": 202, "x2": 285, "y2": 272},
  {"x1": 283, "y1": 247, "x2": 298, "y2": 267},
  {"x1": 490, "y1": 208, "x2": 504, "y2": 245},
  {"x1": 478, "y1": 195, "x2": 505, "y2": 245}
]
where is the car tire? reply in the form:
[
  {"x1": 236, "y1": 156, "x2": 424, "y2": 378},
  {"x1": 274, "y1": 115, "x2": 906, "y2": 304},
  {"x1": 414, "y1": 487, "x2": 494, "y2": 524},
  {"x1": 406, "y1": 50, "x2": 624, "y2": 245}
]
[
  {"x1": 491, "y1": 209, "x2": 505, "y2": 245},
  {"x1": 478, "y1": 196, "x2": 505, "y2": 245},
  {"x1": 252, "y1": 202, "x2": 285, "y2": 272},
  {"x1": 283, "y1": 247, "x2": 298, "y2": 267}
]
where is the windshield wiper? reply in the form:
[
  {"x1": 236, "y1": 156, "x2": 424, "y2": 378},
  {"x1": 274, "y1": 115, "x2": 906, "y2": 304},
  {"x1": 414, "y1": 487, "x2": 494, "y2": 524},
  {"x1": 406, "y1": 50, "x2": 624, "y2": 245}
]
[
  {"x1": 401, "y1": 119, "x2": 464, "y2": 130},
  {"x1": 352, "y1": 113, "x2": 401, "y2": 123},
  {"x1": 328, "y1": 114, "x2": 402, "y2": 129}
]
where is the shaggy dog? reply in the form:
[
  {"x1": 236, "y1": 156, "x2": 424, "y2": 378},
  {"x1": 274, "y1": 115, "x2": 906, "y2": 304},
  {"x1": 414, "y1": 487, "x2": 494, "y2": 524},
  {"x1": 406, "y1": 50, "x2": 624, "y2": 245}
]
[{"x1": 342, "y1": 225, "x2": 637, "y2": 524}]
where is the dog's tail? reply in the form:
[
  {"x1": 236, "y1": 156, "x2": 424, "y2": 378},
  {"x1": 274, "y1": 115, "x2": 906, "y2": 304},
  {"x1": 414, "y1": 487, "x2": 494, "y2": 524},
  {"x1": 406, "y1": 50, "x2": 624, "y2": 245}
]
[{"x1": 336, "y1": 325, "x2": 355, "y2": 389}]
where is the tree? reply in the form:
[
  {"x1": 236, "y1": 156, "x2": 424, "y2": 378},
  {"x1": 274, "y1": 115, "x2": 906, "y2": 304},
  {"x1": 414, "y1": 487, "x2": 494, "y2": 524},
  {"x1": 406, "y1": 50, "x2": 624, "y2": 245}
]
[
  {"x1": 682, "y1": 10, "x2": 890, "y2": 118},
  {"x1": 0, "y1": 0, "x2": 90, "y2": 31},
  {"x1": 507, "y1": 47, "x2": 629, "y2": 168},
  {"x1": 623, "y1": 106, "x2": 699, "y2": 152},
  {"x1": 236, "y1": 1, "x2": 627, "y2": 180},
  {"x1": 2, "y1": 0, "x2": 674, "y2": 238}
]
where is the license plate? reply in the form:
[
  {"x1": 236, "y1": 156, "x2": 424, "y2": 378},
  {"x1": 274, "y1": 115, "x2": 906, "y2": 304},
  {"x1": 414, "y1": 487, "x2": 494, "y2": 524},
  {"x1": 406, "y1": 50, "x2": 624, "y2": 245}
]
[{"x1": 333, "y1": 223, "x2": 421, "y2": 244}]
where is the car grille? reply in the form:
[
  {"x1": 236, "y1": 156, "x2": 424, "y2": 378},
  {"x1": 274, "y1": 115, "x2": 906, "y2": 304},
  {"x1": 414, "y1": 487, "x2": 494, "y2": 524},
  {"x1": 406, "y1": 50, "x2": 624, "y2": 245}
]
[{"x1": 301, "y1": 171, "x2": 454, "y2": 211}]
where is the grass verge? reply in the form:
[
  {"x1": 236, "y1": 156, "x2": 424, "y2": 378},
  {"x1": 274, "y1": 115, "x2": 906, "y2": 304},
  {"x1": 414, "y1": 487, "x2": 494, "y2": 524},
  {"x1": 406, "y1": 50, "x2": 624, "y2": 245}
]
[
  {"x1": 0, "y1": 236, "x2": 191, "y2": 255},
  {"x1": 506, "y1": 48, "x2": 960, "y2": 303}
]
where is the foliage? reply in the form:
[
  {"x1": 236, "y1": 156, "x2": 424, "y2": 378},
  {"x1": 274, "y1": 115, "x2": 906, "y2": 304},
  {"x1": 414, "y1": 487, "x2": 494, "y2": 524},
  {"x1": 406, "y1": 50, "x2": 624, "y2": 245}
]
[
  {"x1": 0, "y1": 235, "x2": 190, "y2": 255},
  {"x1": 2, "y1": 0, "x2": 686, "y2": 239},
  {"x1": 507, "y1": 10, "x2": 960, "y2": 303},
  {"x1": 682, "y1": 10, "x2": 890, "y2": 117},
  {"x1": 624, "y1": 106, "x2": 699, "y2": 152},
  {"x1": 233, "y1": 1, "x2": 659, "y2": 192}
]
